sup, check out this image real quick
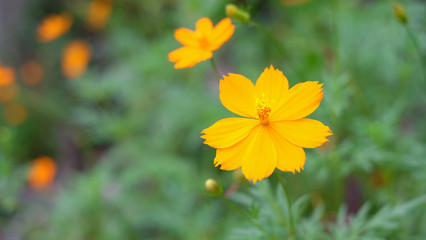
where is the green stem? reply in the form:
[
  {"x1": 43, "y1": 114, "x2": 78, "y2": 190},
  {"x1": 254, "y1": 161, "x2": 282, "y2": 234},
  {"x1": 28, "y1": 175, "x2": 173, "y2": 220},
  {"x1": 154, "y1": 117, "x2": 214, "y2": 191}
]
[
  {"x1": 404, "y1": 25, "x2": 426, "y2": 84},
  {"x1": 277, "y1": 173, "x2": 296, "y2": 238},
  {"x1": 249, "y1": 20, "x2": 287, "y2": 59},
  {"x1": 210, "y1": 58, "x2": 220, "y2": 81},
  {"x1": 221, "y1": 196, "x2": 282, "y2": 240},
  {"x1": 248, "y1": 20, "x2": 304, "y2": 82},
  {"x1": 330, "y1": 0, "x2": 340, "y2": 76}
]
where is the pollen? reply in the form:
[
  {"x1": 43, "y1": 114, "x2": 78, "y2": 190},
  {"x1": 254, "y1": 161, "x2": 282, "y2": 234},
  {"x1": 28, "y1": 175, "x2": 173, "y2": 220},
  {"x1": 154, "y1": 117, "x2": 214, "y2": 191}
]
[{"x1": 255, "y1": 96, "x2": 272, "y2": 126}]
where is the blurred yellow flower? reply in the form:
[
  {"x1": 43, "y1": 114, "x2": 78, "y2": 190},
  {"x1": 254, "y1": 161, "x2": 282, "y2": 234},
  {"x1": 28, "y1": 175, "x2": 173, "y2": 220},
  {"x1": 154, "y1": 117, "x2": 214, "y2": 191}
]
[
  {"x1": 3, "y1": 101, "x2": 27, "y2": 126},
  {"x1": 281, "y1": 0, "x2": 311, "y2": 6},
  {"x1": 168, "y1": 17, "x2": 235, "y2": 69},
  {"x1": 62, "y1": 40, "x2": 92, "y2": 79},
  {"x1": 36, "y1": 13, "x2": 73, "y2": 43},
  {"x1": 0, "y1": 63, "x2": 15, "y2": 86},
  {"x1": 201, "y1": 66, "x2": 332, "y2": 183},
  {"x1": 20, "y1": 61, "x2": 43, "y2": 86},
  {"x1": 86, "y1": 0, "x2": 113, "y2": 30},
  {"x1": 27, "y1": 156, "x2": 57, "y2": 190}
]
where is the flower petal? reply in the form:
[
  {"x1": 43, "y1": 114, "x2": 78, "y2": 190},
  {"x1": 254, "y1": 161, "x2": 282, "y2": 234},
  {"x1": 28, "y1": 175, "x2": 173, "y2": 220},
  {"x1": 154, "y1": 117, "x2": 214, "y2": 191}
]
[
  {"x1": 174, "y1": 28, "x2": 199, "y2": 47},
  {"x1": 201, "y1": 118, "x2": 258, "y2": 148},
  {"x1": 268, "y1": 126, "x2": 305, "y2": 173},
  {"x1": 273, "y1": 81, "x2": 323, "y2": 120},
  {"x1": 271, "y1": 118, "x2": 332, "y2": 148},
  {"x1": 168, "y1": 47, "x2": 212, "y2": 69},
  {"x1": 219, "y1": 73, "x2": 257, "y2": 118},
  {"x1": 255, "y1": 65, "x2": 289, "y2": 110},
  {"x1": 196, "y1": 17, "x2": 213, "y2": 36},
  {"x1": 241, "y1": 126, "x2": 278, "y2": 183},
  {"x1": 214, "y1": 134, "x2": 251, "y2": 171},
  {"x1": 208, "y1": 18, "x2": 235, "y2": 51}
]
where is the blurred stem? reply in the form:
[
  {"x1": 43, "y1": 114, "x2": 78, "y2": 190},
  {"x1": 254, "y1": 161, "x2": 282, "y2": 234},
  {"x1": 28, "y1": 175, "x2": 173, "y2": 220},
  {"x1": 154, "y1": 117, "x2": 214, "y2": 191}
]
[
  {"x1": 330, "y1": 0, "x2": 340, "y2": 75},
  {"x1": 259, "y1": 180, "x2": 294, "y2": 239},
  {"x1": 404, "y1": 25, "x2": 426, "y2": 84},
  {"x1": 221, "y1": 196, "x2": 282, "y2": 240},
  {"x1": 249, "y1": 20, "x2": 304, "y2": 82},
  {"x1": 210, "y1": 58, "x2": 220, "y2": 81},
  {"x1": 277, "y1": 173, "x2": 296, "y2": 238},
  {"x1": 249, "y1": 20, "x2": 287, "y2": 58}
]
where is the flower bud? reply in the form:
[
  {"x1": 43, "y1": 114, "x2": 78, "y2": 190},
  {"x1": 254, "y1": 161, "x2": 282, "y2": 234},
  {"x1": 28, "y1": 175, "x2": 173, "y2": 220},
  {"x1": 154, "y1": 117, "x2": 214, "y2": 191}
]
[
  {"x1": 226, "y1": 4, "x2": 250, "y2": 23},
  {"x1": 205, "y1": 178, "x2": 222, "y2": 196},
  {"x1": 392, "y1": 3, "x2": 407, "y2": 24}
]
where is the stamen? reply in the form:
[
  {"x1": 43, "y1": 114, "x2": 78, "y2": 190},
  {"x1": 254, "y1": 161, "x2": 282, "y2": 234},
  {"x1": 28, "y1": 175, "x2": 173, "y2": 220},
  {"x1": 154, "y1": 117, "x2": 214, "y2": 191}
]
[{"x1": 255, "y1": 96, "x2": 271, "y2": 126}]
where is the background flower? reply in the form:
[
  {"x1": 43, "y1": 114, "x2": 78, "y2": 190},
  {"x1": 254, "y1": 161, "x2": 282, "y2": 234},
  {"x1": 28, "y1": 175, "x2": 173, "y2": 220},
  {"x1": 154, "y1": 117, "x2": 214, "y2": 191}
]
[{"x1": 168, "y1": 17, "x2": 234, "y2": 69}]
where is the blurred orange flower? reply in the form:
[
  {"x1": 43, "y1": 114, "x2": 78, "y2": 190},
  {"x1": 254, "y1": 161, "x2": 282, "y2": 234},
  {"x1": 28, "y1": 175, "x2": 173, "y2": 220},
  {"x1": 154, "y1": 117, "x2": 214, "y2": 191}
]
[
  {"x1": 0, "y1": 84, "x2": 18, "y2": 103},
  {"x1": 27, "y1": 156, "x2": 57, "y2": 190},
  {"x1": 0, "y1": 63, "x2": 15, "y2": 86},
  {"x1": 20, "y1": 61, "x2": 43, "y2": 86},
  {"x1": 86, "y1": 0, "x2": 113, "y2": 30},
  {"x1": 62, "y1": 40, "x2": 92, "y2": 79},
  {"x1": 201, "y1": 65, "x2": 332, "y2": 183},
  {"x1": 36, "y1": 13, "x2": 73, "y2": 43},
  {"x1": 168, "y1": 17, "x2": 235, "y2": 69},
  {"x1": 3, "y1": 101, "x2": 27, "y2": 126},
  {"x1": 281, "y1": 0, "x2": 311, "y2": 6}
]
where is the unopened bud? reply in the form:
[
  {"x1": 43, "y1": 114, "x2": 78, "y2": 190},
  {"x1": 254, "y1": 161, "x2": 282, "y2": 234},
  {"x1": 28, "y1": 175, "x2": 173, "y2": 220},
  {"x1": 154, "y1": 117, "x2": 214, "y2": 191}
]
[
  {"x1": 205, "y1": 178, "x2": 222, "y2": 196},
  {"x1": 392, "y1": 3, "x2": 407, "y2": 24},
  {"x1": 226, "y1": 4, "x2": 250, "y2": 23}
]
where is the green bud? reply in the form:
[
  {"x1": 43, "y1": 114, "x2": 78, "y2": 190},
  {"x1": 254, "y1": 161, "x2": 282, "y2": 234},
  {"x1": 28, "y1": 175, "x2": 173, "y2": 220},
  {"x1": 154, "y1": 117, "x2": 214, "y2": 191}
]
[
  {"x1": 392, "y1": 2, "x2": 407, "y2": 24},
  {"x1": 205, "y1": 178, "x2": 222, "y2": 196},
  {"x1": 226, "y1": 4, "x2": 250, "y2": 23}
]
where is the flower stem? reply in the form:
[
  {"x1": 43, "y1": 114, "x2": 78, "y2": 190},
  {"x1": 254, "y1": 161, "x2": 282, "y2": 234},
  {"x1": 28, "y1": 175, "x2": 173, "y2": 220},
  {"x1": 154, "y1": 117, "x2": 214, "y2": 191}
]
[
  {"x1": 404, "y1": 25, "x2": 426, "y2": 84},
  {"x1": 249, "y1": 20, "x2": 287, "y2": 59},
  {"x1": 277, "y1": 173, "x2": 296, "y2": 238},
  {"x1": 220, "y1": 196, "x2": 282, "y2": 240},
  {"x1": 248, "y1": 20, "x2": 305, "y2": 82},
  {"x1": 210, "y1": 58, "x2": 221, "y2": 81}
]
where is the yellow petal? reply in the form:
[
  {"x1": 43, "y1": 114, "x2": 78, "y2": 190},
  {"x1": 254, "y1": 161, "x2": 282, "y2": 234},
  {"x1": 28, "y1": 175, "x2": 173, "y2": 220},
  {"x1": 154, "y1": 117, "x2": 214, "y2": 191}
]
[
  {"x1": 255, "y1": 65, "x2": 289, "y2": 110},
  {"x1": 201, "y1": 118, "x2": 258, "y2": 148},
  {"x1": 273, "y1": 81, "x2": 323, "y2": 121},
  {"x1": 219, "y1": 73, "x2": 257, "y2": 118},
  {"x1": 208, "y1": 18, "x2": 235, "y2": 51},
  {"x1": 196, "y1": 17, "x2": 213, "y2": 36},
  {"x1": 174, "y1": 28, "x2": 199, "y2": 47},
  {"x1": 214, "y1": 134, "x2": 252, "y2": 171},
  {"x1": 271, "y1": 118, "x2": 332, "y2": 148},
  {"x1": 168, "y1": 47, "x2": 212, "y2": 69},
  {"x1": 268, "y1": 126, "x2": 305, "y2": 173},
  {"x1": 241, "y1": 126, "x2": 278, "y2": 184}
]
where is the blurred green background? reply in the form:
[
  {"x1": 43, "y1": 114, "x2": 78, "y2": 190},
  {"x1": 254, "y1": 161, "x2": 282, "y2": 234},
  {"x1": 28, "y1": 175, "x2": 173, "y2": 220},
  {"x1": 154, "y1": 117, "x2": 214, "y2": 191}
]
[{"x1": 0, "y1": 0, "x2": 425, "y2": 239}]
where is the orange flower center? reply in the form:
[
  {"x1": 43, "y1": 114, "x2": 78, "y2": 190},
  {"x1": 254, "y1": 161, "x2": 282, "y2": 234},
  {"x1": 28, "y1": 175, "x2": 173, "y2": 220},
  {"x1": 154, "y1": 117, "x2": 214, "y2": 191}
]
[
  {"x1": 255, "y1": 96, "x2": 271, "y2": 126},
  {"x1": 197, "y1": 34, "x2": 210, "y2": 49}
]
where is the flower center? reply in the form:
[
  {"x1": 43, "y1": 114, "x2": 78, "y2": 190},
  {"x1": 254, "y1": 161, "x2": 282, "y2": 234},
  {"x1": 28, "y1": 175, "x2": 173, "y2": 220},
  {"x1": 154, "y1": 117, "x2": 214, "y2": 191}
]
[
  {"x1": 197, "y1": 34, "x2": 209, "y2": 49},
  {"x1": 255, "y1": 96, "x2": 271, "y2": 126}
]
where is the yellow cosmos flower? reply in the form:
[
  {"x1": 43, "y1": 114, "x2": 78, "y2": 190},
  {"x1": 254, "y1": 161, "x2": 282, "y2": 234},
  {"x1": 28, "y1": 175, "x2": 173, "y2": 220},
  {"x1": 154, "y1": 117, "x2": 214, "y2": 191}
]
[
  {"x1": 86, "y1": 0, "x2": 113, "y2": 31},
  {"x1": 0, "y1": 63, "x2": 15, "y2": 86},
  {"x1": 201, "y1": 66, "x2": 332, "y2": 183},
  {"x1": 168, "y1": 17, "x2": 235, "y2": 69},
  {"x1": 36, "y1": 13, "x2": 73, "y2": 43},
  {"x1": 27, "y1": 156, "x2": 57, "y2": 190},
  {"x1": 62, "y1": 40, "x2": 92, "y2": 79}
]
